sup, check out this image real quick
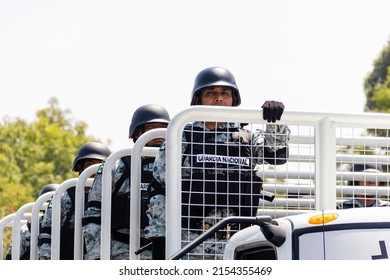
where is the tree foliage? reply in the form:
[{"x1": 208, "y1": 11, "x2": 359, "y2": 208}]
[
  {"x1": 0, "y1": 97, "x2": 104, "y2": 255},
  {"x1": 364, "y1": 39, "x2": 390, "y2": 112},
  {"x1": 0, "y1": 97, "x2": 102, "y2": 215},
  {"x1": 363, "y1": 39, "x2": 390, "y2": 138}
]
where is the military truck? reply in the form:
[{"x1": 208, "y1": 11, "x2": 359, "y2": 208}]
[{"x1": 168, "y1": 207, "x2": 390, "y2": 260}]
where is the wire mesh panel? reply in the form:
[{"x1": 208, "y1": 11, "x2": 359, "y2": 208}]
[
  {"x1": 336, "y1": 127, "x2": 390, "y2": 209},
  {"x1": 257, "y1": 124, "x2": 316, "y2": 218},
  {"x1": 178, "y1": 121, "x2": 290, "y2": 259},
  {"x1": 165, "y1": 107, "x2": 390, "y2": 260}
]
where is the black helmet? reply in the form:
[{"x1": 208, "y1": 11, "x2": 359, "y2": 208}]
[
  {"x1": 39, "y1": 183, "x2": 60, "y2": 196},
  {"x1": 128, "y1": 104, "x2": 170, "y2": 139},
  {"x1": 190, "y1": 67, "x2": 241, "y2": 106},
  {"x1": 72, "y1": 142, "x2": 111, "y2": 172}
]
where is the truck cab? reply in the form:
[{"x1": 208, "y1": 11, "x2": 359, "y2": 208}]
[{"x1": 223, "y1": 207, "x2": 390, "y2": 260}]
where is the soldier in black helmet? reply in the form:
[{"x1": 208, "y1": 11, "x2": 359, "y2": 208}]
[
  {"x1": 5, "y1": 183, "x2": 59, "y2": 260},
  {"x1": 82, "y1": 104, "x2": 170, "y2": 260},
  {"x1": 39, "y1": 184, "x2": 60, "y2": 197},
  {"x1": 71, "y1": 142, "x2": 112, "y2": 174},
  {"x1": 337, "y1": 163, "x2": 390, "y2": 209},
  {"x1": 145, "y1": 66, "x2": 291, "y2": 259},
  {"x1": 38, "y1": 142, "x2": 111, "y2": 260}
]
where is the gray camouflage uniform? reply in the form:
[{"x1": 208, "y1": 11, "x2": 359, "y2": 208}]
[
  {"x1": 337, "y1": 198, "x2": 390, "y2": 209},
  {"x1": 144, "y1": 121, "x2": 290, "y2": 259},
  {"x1": 38, "y1": 191, "x2": 74, "y2": 260},
  {"x1": 82, "y1": 159, "x2": 152, "y2": 260},
  {"x1": 5, "y1": 222, "x2": 31, "y2": 260}
]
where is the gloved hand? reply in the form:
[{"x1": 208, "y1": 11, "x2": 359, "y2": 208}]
[{"x1": 261, "y1": 100, "x2": 284, "y2": 123}]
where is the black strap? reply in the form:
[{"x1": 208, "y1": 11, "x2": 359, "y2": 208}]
[
  {"x1": 86, "y1": 200, "x2": 101, "y2": 209},
  {"x1": 39, "y1": 227, "x2": 51, "y2": 234},
  {"x1": 38, "y1": 237, "x2": 51, "y2": 246},
  {"x1": 82, "y1": 216, "x2": 101, "y2": 226},
  {"x1": 111, "y1": 231, "x2": 130, "y2": 244},
  {"x1": 147, "y1": 178, "x2": 165, "y2": 199},
  {"x1": 112, "y1": 158, "x2": 130, "y2": 196}
]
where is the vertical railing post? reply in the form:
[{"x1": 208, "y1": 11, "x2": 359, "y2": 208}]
[
  {"x1": 11, "y1": 203, "x2": 34, "y2": 259},
  {"x1": 74, "y1": 165, "x2": 98, "y2": 260},
  {"x1": 51, "y1": 178, "x2": 78, "y2": 260},
  {"x1": 129, "y1": 129, "x2": 163, "y2": 260},
  {"x1": 101, "y1": 148, "x2": 132, "y2": 260},
  {"x1": 0, "y1": 214, "x2": 16, "y2": 260},
  {"x1": 317, "y1": 117, "x2": 337, "y2": 210},
  {"x1": 30, "y1": 191, "x2": 55, "y2": 260}
]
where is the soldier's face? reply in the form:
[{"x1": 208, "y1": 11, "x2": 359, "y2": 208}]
[
  {"x1": 142, "y1": 122, "x2": 168, "y2": 147},
  {"x1": 356, "y1": 179, "x2": 380, "y2": 201},
  {"x1": 79, "y1": 159, "x2": 104, "y2": 177},
  {"x1": 80, "y1": 159, "x2": 103, "y2": 171},
  {"x1": 200, "y1": 87, "x2": 234, "y2": 106}
]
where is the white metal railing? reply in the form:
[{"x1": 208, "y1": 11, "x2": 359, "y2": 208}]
[
  {"x1": 164, "y1": 106, "x2": 390, "y2": 258},
  {"x1": 29, "y1": 191, "x2": 55, "y2": 260},
  {"x1": 5, "y1": 107, "x2": 390, "y2": 260},
  {"x1": 50, "y1": 176, "x2": 94, "y2": 260},
  {"x1": 0, "y1": 212, "x2": 31, "y2": 260},
  {"x1": 73, "y1": 164, "x2": 100, "y2": 260},
  {"x1": 100, "y1": 128, "x2": 163, "y2": 260},
  {"x1": 100, "y1": 148, "x2": 131, "y2": 260},
  {"x1": 11, "y1": 203, "x2": 35, "y2": 259},
  {"x1": 129, "y1": 128, "x2": 165, "y2": 260},
  {"x1": 100, "y1": 146, "x2": 159, "y2": 260}
]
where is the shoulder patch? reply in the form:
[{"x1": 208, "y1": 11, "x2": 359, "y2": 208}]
[{"x1": 97, "y1": 164, "x2": 104, "y2": 174}]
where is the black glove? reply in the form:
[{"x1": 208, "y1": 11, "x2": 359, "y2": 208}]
[{"x1": 261, "y1": 100, "x2": 284, "y2": 123}]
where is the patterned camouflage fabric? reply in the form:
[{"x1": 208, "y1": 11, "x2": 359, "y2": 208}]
[
  {"x1": 38, "y1": 191, "x2": 74, "y2": 260},
  {"x1": 144, "y1": 121, "x2": 291, "y2": 258},
  {"x1": 181, "y1": 230, "x2": 228, "y2": 260},
  {"x1": 337, "y1": 198, "x2": 390, "y2": 209},
  {"x1": 83, "y1": 159, "x2": 152, "y2": 260},
  {"x1": 5, "y1": 222, "x2": 31, "y2": 260}
]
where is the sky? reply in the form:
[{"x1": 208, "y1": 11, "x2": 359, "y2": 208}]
[{"x1": 1, "y1": 0, "x2": 390, "y2": 152}]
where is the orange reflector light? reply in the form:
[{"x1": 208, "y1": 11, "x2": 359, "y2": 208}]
[{"x1": 308, "y1": 213, "x2": 338, "y2": 225}]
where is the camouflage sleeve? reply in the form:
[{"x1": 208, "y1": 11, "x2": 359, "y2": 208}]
[
  {"x1": 252, "y1": 124, "x2": 291, "y2": 165},
  {"x1": 83, "y1": 223, "x2": 102, "y2": 260},
  {"x1": 60, "y1": 191, "x2": 74, "y2": 228},
  {"x1": 152, "y1": 147, "x2": 167, "y2": 186},
  {"x1": 19, "y1": 223, "x2": 31, "y2": 259},
  {"x1": 37, "y1": 191, "x2": 74, "y2": 260},
  {"x1": 4, "y1": 227, "x2": 30, "y2": 260},
  {"x1": 264, "y1": 124, "x2": 290, "y2": 151},
  {"x1": 143, "y1": 194, "x2": 166, "y2": 239},
  {"x1": 5, "y1": 221, "x2": 31, "y2": 260},
  {"x1": 143, "y1": 139, "x2": 172, "y2": 240},
  {"x1": 83, "y1": 161, "x2": 123, "y2": 260}
]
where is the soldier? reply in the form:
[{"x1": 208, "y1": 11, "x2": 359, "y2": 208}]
[
  {"x1": 338, "y1": 163, "x2": 390, "y2": 209},
  {"x1": 82, "y1": 104, "x2": 170, "y2": 260},
  {"x1": 145, "y1": 66, "x2": 291, "y2": 259},
  {"x1": 38, "y1": 142, "x2": 111, "y2": 260},
  {"x1": 5, "y1": 184, "x2": 59, "y2": 260}
]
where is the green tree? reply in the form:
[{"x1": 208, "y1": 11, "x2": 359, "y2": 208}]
[
  {"x1": 363, "y1": 38, "x2": 390, "y2": 139},
  {"x1": 0, "y1": 97, "x2": 106, "y2": 257},
  {"x1": 364, "y1": 39, "x2": 390, "y2": 112}
]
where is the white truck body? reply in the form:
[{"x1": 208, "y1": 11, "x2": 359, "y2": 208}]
[{"x1": 223, "y1": 207, "x2": 390, "y2": 260}]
